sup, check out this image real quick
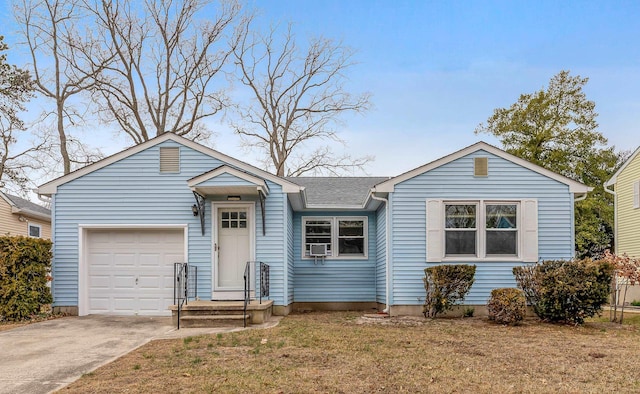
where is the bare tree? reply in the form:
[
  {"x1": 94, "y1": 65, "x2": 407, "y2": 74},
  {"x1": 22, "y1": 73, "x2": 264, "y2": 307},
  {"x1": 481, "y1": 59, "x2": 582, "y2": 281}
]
[
  {"x1": 85, "y1": 0, "x2": 242, "y2": 144},
  {"x1": 0, "y1": 124, "x2": 51, "y2": 195},
  {"x1": 14, "y1": 0, "x2": 105, "y2": 175},
  {"x1": 0, "y1": 35, "x2": 49, "y2": 194},
  {"x1": 232, "y1": 22, "x2": 372, "y2": 177}
]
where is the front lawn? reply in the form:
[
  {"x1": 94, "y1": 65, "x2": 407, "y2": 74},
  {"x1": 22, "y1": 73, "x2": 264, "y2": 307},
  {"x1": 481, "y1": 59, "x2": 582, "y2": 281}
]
[{"x1": 61, "y1": 312, "x2": 640, "y2": 393}]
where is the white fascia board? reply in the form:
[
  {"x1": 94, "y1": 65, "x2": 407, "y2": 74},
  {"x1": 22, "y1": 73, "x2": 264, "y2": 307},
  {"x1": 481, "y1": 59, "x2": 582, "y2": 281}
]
[
  {"x1": 38, "y1": 133, "x2": 303, "y2": 195},
  {"x1": 0, "y1": 191, "x2": 14, "y2": 207},
  {"x1": 605, "y1": 145, "x2": 640, "y2": 188},
  {"x1": 374, "y1": 141, "x2": 592, "y2": 195},
  {"x1": 187, "y1": 165, "x2": 269, "y2": 195}
]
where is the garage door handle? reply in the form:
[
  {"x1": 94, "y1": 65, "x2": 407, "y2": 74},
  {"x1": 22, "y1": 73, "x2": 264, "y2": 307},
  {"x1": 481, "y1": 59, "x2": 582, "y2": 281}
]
[{"x1": 135, "y1": 277, "x2": 138, "y2": 285}]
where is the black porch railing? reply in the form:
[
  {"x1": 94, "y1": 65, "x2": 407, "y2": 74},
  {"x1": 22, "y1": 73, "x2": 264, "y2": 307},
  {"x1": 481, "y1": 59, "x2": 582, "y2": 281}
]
[
  {"x1": 243, "y1": 261, "x2": 270, "y2": 327},
  {"x1": 174, "y1": 263, "x2": 198, "y2": 329}
]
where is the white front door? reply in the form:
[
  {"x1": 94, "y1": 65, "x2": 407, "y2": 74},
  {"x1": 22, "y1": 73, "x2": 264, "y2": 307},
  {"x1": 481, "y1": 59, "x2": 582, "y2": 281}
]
[{"x1": 213, "y1": 203, "x2": 254, "y2": 299}]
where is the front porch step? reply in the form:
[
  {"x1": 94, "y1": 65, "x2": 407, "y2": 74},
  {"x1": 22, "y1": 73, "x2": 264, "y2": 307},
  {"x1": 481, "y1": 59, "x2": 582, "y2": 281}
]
[
  {"x1": 170, "y1": 300, "x2": 273, "y2": 328},
  {"x1": 179, "y1": 314, "x2": 246, "y2": 328}
]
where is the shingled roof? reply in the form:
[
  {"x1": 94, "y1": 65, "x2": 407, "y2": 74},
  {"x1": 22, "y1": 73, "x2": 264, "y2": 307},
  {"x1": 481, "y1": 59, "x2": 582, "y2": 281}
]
[
  {"x1": 1, "y1": 191, "x2": 51, "y2": 218},
  {"x1": 286, "y1": 177, "x2": 389, "y2": 207}
]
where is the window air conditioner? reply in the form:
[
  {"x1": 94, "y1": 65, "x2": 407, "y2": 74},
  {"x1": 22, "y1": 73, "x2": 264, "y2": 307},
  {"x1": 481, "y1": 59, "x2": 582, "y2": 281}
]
[{"x1": 309, "y1": 244, "x2": 327, "y2": 257}]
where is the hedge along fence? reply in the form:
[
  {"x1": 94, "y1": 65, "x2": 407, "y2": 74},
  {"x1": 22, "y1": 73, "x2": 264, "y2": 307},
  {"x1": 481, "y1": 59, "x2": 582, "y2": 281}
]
[{"x1": 0, "y1": 236, "x2": 53, "y2": 321}]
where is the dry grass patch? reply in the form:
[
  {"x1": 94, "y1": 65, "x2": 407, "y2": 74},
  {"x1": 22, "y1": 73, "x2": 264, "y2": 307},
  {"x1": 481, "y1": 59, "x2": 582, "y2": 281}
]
[{"x1": 61, "y1": 312, "x2": 640, "y2": 393}]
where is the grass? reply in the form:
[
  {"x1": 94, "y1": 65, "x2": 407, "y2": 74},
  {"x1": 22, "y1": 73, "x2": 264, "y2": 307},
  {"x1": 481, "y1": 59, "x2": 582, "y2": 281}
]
[{"x1": 60, "y1": 311, "x2": 640, "y2": 393}]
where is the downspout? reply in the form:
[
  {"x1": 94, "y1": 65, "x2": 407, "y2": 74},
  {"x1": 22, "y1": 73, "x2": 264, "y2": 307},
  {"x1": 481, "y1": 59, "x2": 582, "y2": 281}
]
[
  {"x1": 604, "y1": 183, "x2": 617, "y2": 253},
  {"x1": 370, "y1": 191, "x2": 391, "y2": 314}
]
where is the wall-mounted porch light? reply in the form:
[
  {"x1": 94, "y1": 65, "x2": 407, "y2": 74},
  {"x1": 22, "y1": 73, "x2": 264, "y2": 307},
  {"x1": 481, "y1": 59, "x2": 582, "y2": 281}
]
[{"x1": 191, "y1": 204, "x2": 199, "y2": 216}]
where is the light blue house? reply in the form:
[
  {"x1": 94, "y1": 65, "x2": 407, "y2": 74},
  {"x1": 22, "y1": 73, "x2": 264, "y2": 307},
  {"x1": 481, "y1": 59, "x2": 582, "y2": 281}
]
[{"x1": 38, "y1": 134, "x2": 590, "y2": 316}]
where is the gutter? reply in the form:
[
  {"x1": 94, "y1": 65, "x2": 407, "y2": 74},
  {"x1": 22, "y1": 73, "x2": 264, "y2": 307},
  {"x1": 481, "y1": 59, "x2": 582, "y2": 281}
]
[
  {"x1": 370, "y1": 190, "x2": 391, "y2": 314},
  {"x1": 574, "y1": 193, "x2": 588, "y2": 202},
  {"x1": 10, "y1": 207, "x2": 51, "y2": 222}
]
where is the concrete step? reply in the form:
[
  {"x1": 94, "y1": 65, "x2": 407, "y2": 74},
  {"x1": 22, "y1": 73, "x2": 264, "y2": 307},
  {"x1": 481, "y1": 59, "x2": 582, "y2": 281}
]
[
  {"x1": 170, "y1": 300, "x2": 273, "y2": 327},
  {"x1": 179, "y1": 314, "x2": 248, "y2": 328}
]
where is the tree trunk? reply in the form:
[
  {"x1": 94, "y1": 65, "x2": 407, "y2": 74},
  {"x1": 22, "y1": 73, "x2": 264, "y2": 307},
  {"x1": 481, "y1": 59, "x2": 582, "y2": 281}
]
[{"x1": 57, "y1": 102, "x2": 71, "y2": 174}]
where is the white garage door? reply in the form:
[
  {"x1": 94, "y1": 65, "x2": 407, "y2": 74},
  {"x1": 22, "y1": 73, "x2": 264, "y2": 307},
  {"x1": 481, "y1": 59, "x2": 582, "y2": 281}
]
[{"x1": 86, "y1": 229, "x2": 184, "y2": 316}]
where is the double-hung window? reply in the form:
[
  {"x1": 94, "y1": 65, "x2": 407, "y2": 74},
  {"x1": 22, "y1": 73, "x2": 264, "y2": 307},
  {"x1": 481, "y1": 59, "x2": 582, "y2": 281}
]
[
  {"x1": 428, "y1": 199, "x2": 537, "y2": 262},
  {"x1": 303, "y1": 217, "x2": 367, "y2": 258},
  {"x1": 304, "y1": 219, "x2": 333, "y2": 256},
  {"x1": 444, "y1": 204, "x2": 477, "y2": 256},
  {"x1": 485, "y1": 204, "x2": 518, "y2": 255}
]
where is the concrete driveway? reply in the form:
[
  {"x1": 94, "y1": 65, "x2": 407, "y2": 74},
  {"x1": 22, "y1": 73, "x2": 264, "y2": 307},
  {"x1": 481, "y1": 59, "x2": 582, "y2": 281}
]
[{"x1": 0, "y1": 315, "x2": 180, "y2": 394}]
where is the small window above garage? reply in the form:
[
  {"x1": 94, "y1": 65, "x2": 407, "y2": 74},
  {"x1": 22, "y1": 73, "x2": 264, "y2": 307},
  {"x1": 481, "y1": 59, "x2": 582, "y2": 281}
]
[{"x1": 160, "y1": 147, "x2": 180, "y2": 173}]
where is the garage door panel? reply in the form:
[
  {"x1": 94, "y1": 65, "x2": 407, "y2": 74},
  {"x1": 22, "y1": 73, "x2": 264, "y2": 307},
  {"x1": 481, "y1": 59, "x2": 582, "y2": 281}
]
[
  {"x1": 89, "y1": 232, "x2": 111, "y2": 244},
  {"x1": 113, "y1": 232, "x2": 137, "y2": 244},
  {"x1": 88, "y1": 275, "x2": 111, "y2": 288},
  {"x1": 113, "y1": 253, "x2": 137, "y2": 266},
  {"x1": 138, "y1": 300, "x2": 168, "y2": 316},
  {"x1": 88, "y1": 298, "x2": 110, "y2": 311},
  {"x1": 113, "y1": 298, "x2": 136, "y2": 313},
  {"x1": 87, "y1": 229, "x2": 184, "y2": 316},
  {"x1": 113, "y1": 275, "x2": 136, "y2": 289},
  {"x1": 138, "y1": 253, "x2": 163, "y2": 267},
  {"x1": 138, "y1": 275, "x2": 161, "y2": 288},
  {"x1": 88, "y1": 253, "x2": 113, "y2": 267}
]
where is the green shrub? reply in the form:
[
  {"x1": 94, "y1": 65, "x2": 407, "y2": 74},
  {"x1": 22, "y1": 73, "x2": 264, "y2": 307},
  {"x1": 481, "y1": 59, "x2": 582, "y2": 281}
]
[
  {"x1": 631, "y1": 300, "x2": 640, "y2": 307},
  {"x1": 423, "y1": 264, "x2": 476, "y2": 318},
  {"x1": 463, "y1": 307, "x2": 475, "y2": 318},
  {"x1": 513, "y1": 259, "x2": 614, "y2": 324},
  {"x1": 487, "y1": 288, "x2": 526, "y2": 325},
  {"x1": 0, "y1": 236, "x2": 53, "y2": 321}
]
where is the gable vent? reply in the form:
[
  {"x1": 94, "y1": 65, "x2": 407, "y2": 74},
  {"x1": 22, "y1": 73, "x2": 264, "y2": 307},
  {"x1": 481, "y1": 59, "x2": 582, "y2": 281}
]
[
  {"x1": 160, "y1": 147, "x2": 180, "y2": 173},
  {"x1": 474, "y1": 157, "x2": 488, "y2": 177}
]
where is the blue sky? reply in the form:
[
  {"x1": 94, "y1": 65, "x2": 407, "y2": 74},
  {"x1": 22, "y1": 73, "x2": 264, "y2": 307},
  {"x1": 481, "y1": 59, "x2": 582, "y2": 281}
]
[
  {"x1": 2, "y1": 0, "x2": 640, "y2": 177},
  {"x1": 242, "y1": 0, "x2": 640, "y2": 175}
]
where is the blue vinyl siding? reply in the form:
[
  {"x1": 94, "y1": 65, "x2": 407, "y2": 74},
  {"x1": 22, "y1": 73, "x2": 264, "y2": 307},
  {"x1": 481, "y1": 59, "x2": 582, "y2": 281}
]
[
  {"x1": 375, "y1": 204, "x2": 386, "y2": 304},
  {"x1": 51, "y1": 140, "x2": 288, "y2": 307},
  {"x1": 254, "y1": 179, "x2": 287, "y2": 306},
  {"x1": 390, "y1": 150, "x2": 575, "y2": 305},
  {"x1": 292, "y1": 211, "x2": 377, "y2": 302}
]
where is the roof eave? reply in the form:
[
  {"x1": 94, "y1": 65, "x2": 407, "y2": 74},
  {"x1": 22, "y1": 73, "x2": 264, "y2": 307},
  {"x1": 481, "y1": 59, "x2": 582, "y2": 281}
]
[
  {"x1": 605, "y1": 145, "x2": 640, "y2": 187},
  {"x1": 11, "y1": 207, "x2": 51, "y2": 221},
  {"x1": 375, "y1": 141, "x2": 592, "y2": 192},
  {"x1": 37, "y1": 133, "x2": 304, "y2": 195}
]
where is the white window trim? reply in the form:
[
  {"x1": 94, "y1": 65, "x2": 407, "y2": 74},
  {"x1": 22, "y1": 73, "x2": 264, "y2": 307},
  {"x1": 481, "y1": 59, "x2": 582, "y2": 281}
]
[
  {"x1": 302, "y1": 216, "x2": 368, "y2": 260},
  {"x1": 28, "y1": 223, "x2": 42, "y2": 238},
  {"x1": 633, "y1": 180, "x2": 640, "y2": 209},
  {"x1": 427, "y1": 199, "x2": 538, "y2": 263}
]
